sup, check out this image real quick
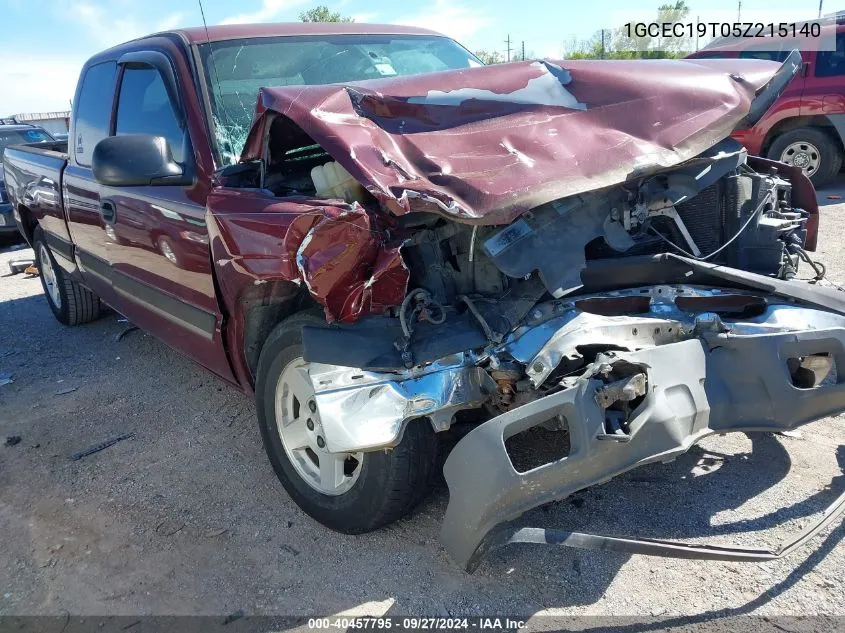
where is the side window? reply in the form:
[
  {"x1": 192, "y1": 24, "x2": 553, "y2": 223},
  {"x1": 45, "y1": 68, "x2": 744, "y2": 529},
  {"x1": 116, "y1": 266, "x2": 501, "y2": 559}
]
[
  {"x1": 816, "y1": 33, "x2": 845, "y2": 77},
  {"x1": 73, "y1": 61, "x2": 117, "y2": 167},
  {"x1": 739, "y1": 50, "x2": 789, "y2": 62},
  {"x1": 115, "y1": 67, "x2": 185, "y2": 163},
  {"x1": 690, "y1": 51, "x2": 733, "y2": 59}
]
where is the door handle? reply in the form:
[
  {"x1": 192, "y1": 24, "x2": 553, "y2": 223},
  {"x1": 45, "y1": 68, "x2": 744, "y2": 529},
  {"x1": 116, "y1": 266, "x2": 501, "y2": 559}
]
[{"x1": 99, "y1": 200, "x2": 117, "y2": 224}]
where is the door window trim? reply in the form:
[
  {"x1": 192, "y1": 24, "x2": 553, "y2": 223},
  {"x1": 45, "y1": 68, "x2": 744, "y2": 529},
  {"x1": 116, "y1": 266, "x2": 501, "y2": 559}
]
[
  {"x1": 111, "y1": 49, "x2": 196, "y2": 177},
  {"x1": 71, "y1": 60, "x2": 120, "y2": 168}
]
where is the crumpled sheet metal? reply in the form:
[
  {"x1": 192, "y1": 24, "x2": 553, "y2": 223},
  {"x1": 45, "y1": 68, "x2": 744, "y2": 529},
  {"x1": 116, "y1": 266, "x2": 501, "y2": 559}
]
[
  {"x1": 442, "y1": 327, "x2": 845, "y2": 570},
  {"x1": 208, "y1": 191, "x2": 408, "y2": 322},
  {"x1": 242, "y1": 58, "x2": 783, "y2": 225}
]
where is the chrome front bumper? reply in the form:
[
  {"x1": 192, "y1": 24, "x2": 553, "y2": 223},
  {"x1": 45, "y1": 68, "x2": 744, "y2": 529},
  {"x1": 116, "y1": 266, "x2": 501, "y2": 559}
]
[{"x1": 309, "y1": 354, "x2": 495, "y2": 453}]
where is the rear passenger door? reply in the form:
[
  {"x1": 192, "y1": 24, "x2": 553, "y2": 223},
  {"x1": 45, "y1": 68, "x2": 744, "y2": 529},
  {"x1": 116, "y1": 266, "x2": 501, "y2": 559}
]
[
  {"x1": 801, "y1": 31, "x2": 845, "y2": 118},
  {"x1": 101, "y1": 53, "x2": 235, "y2": 383}
]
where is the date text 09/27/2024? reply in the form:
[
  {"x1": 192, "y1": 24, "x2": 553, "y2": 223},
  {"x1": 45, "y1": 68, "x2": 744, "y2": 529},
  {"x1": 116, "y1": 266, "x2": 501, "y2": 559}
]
[{"x1": 306, "y1": 618, "x2": 527, "y2": 630}]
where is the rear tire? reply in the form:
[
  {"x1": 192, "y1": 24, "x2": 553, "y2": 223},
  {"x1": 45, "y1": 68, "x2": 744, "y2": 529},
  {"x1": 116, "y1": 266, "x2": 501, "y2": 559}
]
[
  {"x1": 767, "y1": 127, "x2": 842, "y2": 188},
  {"x1": 255, "y1": 311, "x2": 439, "y2": 533},
  {"x1": 33, "y1": 226, "x2": 101, "y2": 326}
]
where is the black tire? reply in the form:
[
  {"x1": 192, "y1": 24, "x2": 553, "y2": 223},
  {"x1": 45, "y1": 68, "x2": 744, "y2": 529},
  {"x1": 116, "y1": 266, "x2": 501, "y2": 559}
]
[
  {"x1": 33, "y1": 226, "x2": 102, "y2": 326},
  {"x1": 255, "y1": 311, "x2": 439, "y2": 533},
  {"x1": 767, "y1": 127, "x2": 843, "y2": 189}
]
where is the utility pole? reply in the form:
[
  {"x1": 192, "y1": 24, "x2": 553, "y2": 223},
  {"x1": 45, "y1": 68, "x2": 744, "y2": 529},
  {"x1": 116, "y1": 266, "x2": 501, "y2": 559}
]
[
  {"x1": 819, "y1": 0, "x2": 823, "y2": 18},
  {"x1": 600, "y1": 28, "x2": 606, "y2": 59},
  {"x1": 737, "y1": 1, "x2": 742, "y2": 22},
  {"x1": 504, "y1": 35, "x2": 512, "y2": 62},
  {"x1": 521, "y1": 41, "x2": 525, "y2": 61},
  {"x1": 695, "y1": 15, "x2": 699, "y2": 51}
]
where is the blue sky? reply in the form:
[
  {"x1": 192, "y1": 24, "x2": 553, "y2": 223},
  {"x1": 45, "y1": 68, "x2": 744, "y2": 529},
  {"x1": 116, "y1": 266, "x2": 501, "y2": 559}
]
[{"x1": 0, "y1": 0, "x2": 824, "y2": 114}]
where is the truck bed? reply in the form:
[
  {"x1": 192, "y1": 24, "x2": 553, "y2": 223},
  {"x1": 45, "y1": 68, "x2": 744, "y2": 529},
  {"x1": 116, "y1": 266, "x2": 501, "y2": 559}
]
[{"x1": 2, "y1": 141, "x2": 71, "y2": 248}]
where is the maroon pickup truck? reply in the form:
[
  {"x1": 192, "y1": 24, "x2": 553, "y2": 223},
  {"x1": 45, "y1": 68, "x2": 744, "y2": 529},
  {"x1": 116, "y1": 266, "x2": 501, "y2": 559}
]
[{"x1": 5, "y1": 23, "x2": 845, "y2": 571}]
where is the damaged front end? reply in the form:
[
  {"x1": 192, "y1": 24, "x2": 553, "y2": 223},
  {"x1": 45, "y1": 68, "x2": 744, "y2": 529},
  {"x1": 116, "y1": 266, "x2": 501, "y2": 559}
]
[
  {"x1": 208, "y1": 51, "x2": 845, "y2": 569},
  {"x1": 303, "y1": 269, "x2": 845, "y2": 570}
]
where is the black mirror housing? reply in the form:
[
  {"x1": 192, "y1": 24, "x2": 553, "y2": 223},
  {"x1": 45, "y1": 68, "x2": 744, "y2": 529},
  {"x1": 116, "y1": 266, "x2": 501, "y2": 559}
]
[{"x1": 92, "y1": 135, "x2": 187, "y2": 187}]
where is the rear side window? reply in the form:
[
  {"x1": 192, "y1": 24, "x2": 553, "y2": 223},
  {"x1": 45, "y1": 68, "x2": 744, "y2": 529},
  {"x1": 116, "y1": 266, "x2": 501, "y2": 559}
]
[
  {"x1": 73, "y1": 61, "x2": 117, "y2": 167},
  {"x1": 115, "y1": 67, "x2": 185, "y2": 163},
  {"x1": 815, "y1": 33, "x2": 845, "y2": 77}
]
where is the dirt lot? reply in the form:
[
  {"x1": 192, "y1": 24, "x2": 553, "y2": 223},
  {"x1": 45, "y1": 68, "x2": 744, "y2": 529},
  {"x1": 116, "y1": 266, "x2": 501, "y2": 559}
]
[{"x1": 2, "y1": 184, "x2": 845, "y2": 623}]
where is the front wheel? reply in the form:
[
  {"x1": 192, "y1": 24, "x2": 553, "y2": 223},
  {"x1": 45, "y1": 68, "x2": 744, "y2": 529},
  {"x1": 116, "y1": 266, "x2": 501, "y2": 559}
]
[
  {"x1": 767, "y1": 127, "x2": 842, "y2": 188},
  {"x1": 255, "y1": 312, "x2": 439, "y2": 533}
]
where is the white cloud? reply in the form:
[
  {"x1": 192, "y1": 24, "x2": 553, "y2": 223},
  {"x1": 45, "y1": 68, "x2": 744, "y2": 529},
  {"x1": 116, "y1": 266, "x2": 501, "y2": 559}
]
[
  {"x1": 0, "y1": 3, "x2": 190, "y2": 115},
  {"x1": 221, "y1": 0, "x2": 308, "y2": 26},
  {"x1": 71, "y1": 1, "x2": 145, "y2": 47},
  {"x1": 396, "y1": 0, "x2": 493, "y2": 47},
  {"x1": 0, "y1": 52, "x2": 84, "y2": 115},
  {"x1": 156, "y1": 12, "x2": 186, "y2": 32},
  {"x1": 351, "y1": 12, "x2": 378, "y2": 23},
  {"x1": 537, "y1": 42, "x2": 564, "y2": 59}
]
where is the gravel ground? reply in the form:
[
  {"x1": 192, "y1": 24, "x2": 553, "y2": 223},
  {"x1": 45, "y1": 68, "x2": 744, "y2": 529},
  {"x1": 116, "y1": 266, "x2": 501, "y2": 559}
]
[{"x1": 1, "y1": 182, "x2": 845, "y2": 623}]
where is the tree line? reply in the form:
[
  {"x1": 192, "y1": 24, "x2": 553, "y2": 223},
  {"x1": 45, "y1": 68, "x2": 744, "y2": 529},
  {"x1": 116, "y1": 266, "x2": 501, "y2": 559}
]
[
  {"x1": 299, "y1": 2, "x2": 692, "y2": 64},
  {"x1": 477, "y1": 2, "x2": 692, "y2": 63}
]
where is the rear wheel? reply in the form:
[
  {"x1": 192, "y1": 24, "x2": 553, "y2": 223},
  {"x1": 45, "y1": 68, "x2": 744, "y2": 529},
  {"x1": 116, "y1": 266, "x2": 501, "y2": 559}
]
[
  {"x1": 767, "y1": 127, "x2": 842, "y2": 188},
  {"x1": 255, "y1": 312, "x2": 439, "y2": 533},
  {"x1": 33, "y1": 226, "x2": 101, "y2": 325}
]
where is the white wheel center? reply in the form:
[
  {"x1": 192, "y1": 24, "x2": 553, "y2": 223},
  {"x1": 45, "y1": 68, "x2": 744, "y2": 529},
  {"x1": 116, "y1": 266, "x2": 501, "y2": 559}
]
[
  {"x1": 39, "y1": 243, "x2": 61, "y2": 309},
  {"x1": 274, "y1": 358, "x2": 363, "y2": 495},
  {"x1": 780, "y1": 141, "x2": 821, "y2": 176}
]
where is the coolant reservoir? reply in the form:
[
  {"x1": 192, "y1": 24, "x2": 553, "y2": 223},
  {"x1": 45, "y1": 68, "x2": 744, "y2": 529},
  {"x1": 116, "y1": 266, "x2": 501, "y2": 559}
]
[{"x1": 311, "y1": 161, "x2": 366, "y2": 203}]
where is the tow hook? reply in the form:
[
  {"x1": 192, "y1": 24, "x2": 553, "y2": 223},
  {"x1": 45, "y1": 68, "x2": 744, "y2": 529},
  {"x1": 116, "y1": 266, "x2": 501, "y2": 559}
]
[{"x1": 595, "y1": 370, "x2": 647, "y2": 442}]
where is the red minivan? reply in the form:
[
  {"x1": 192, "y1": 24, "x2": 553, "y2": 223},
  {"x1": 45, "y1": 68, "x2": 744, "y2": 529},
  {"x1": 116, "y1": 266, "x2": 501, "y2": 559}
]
[{"x1": 688, "y1": 22, "x2": 845, "y2": 187}]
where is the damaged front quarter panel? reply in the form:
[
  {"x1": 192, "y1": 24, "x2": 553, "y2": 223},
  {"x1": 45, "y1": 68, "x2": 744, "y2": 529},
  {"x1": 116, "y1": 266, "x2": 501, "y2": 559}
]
[
  {"x1": 206, "y1": 188, "x2": 410, "y2": 389},
  {"x1": 207, "y1": 188, "x2": 408, "y2": 325}
]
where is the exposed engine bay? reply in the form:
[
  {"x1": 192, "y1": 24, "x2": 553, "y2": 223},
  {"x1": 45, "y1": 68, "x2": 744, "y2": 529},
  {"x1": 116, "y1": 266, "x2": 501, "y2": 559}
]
[{"x1": 293, "y1": 138, "x2": 824, "y2": 372}]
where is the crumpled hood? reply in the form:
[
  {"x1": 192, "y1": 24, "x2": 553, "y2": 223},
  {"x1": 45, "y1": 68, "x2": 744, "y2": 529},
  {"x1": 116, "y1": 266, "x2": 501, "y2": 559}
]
[{"x1": 241, "y1": 57, "x2": 789, "y2": 225}]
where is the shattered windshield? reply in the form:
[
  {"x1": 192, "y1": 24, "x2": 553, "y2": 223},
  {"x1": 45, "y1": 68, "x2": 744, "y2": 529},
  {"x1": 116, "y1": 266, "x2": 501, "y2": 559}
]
[{"x1": 199, "y1": 35, "x2": 481, "y2": 165}]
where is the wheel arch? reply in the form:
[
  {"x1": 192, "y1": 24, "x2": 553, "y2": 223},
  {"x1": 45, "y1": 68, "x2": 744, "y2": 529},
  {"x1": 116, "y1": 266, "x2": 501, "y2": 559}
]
[
  {"x1": 15, "y1": 203, "x2": 38, "y2": 246},
  {"x1": 240, "y1": 282, "x2": 320, "y2": 383},
  {"x1": 762, "y1": 115, "x2": 845, "y2": 157}
]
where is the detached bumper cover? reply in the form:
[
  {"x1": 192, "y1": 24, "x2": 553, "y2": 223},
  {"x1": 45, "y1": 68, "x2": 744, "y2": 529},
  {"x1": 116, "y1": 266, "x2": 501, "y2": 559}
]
[{"x1": 441, "y1": 330, "x2": 845, "y2": 571}]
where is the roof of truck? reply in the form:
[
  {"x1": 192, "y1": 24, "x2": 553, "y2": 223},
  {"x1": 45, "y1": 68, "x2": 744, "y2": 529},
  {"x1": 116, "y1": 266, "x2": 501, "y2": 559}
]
[{"x1": 173, "y1": 22, "x2": 442, "y2": 44}]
